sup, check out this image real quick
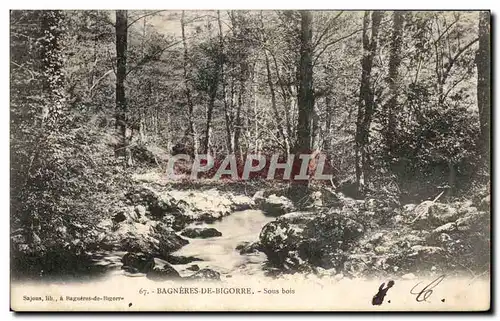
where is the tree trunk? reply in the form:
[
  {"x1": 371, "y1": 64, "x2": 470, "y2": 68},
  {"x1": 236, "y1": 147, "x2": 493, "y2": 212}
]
[
  {"x1": 115, "y1": 10, "x2": 132, "y2": 166},
  {"x1": 218, "y1": 11, "x2": 233, "y2": 154},
  {"x1": 295, "y1": 10, "x2": 314, "y2": 154},
  {"x1": 448, "y1": 161, "x2": 456, "y2": 196},
  {"x1": 233, "y1": 64, "x2": 246, "y2": 159},
  {"x1": 264, "y1": 49, "x2": 289, "y2": 154},
  {"x1": 229, "y1": 11, "x2": 249, "y2": 160},
  {"x1": 385, "y1": 11, "x2": 404, "y2": 160},
  {"x1": 270, "y1": 50, "x2": 293, "y2": 150},
  {"x1": 20, "y1": 10, "x2": 66, "y2": 240},
  {"x1": 138, "y1": 15, "x2": 148, "y2": 142},
  {"x1": 477, "y1": 11, "x2": 491, "y2": 161},
  {"x1": 181, "y1": 11, "x2": 198, "y2": 156},
  {"x1": 323, "y1": 95, "x2": 333, "y2": 151},
  {"x1": 260, "y1": 12, "x2": 290, "y2": 155},
  {"x1": 355, "y1": 11, "x2": 382, "y2": 193},
  {"x1": 289, "y1": 10, "x2": 314, "y2": 202},
  {"x1": 203, "y1": 79, "x2": 218, "y2": 154},
  {"x1": 39, "y1": 10, "x2": 65, "y2": 126}
]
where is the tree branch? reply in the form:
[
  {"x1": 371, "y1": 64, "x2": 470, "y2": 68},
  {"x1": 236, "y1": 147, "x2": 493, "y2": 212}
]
[
  {"x1": 313, "y1": 27, "x2": 363, "y2": 66},
  {"x1": 313, "y1": 11, "x2": 344, "y2": 49},
  {"x1": 127, "y1": 10, "x2": 167, "y2": 28},
  {"x1": 434, "y1": 18, "x2": 459, "y2": 45},
  {"x1": 126, "y1": 39, "x2": 184, "y2": 76},
  {"x1": 88, "y1": 69, "x2": 113, "y2": 94},
  {"x1": 441, "y1": 37, "x2": 479, "y2": 84}
]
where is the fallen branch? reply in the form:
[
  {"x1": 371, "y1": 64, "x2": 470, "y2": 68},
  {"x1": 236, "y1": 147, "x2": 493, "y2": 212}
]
[{"x1": 411, "y1": 190, "x2": 445, "y2": 224}]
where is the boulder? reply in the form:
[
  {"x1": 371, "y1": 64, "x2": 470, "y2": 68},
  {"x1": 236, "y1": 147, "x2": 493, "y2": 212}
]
[
  {"x1": 455, "y1": 209, "x2": 487, "y2": 232},
  {"x1": 252, "y1": 190, "x2": 266, "y2": 203},
  {"x1": 155, "y1": 189, "x2": 243, "y2": 224},
  {"x1": 235, "y1": 241, "x2": 262, "y2": 254},
  {"x1": 126, "y1": 186, "x2": 252, "y2": 225},
  {"x1": 126, "y1": 185, "x2": 161, "y2": 208},
  {"x1": 187, "y1": 264, "x2": 200, "y2": 272},
  {"x1": 181, "y1": 227, "x2": 222, "y2": 239},
  {"x1": 227, "y1": 194, "x2": 255, "y2": 211},
  {"x1": 409, "y1": 245, "x2": 444, "y2": 258},
  {"x1": 121, "y1": 252, "x2": 155, "y2": 273},
  {"x1": 165, "y1": 254, "x2": 203, "y2": 265},
  {"x1": 146, "y1": 263, "x2": 181, "y2": 280},
  {"x1": 258, "y1": 194, "x2": 295, "y2": 217},
  {"x1": 428, "y1": 203, "x2": 459, "y2": 225},
  {"x1": 111, "y1": 221, "x2": 158, "y2": 253},
  {"x1": 186, "y1": 268, "x2": 221, "y2": 281},
  {"x1": 259, "y1": 209, "x2": 364, "y2": 272},
  {"x1": 112, "y1": 207, "x2": 138, "y2": 223},
  {"x1": 105, "y1": 219, "x2": 189, "y2": 258},
  {"x1": 112, "y1": 212, "x2": 127, "y2": 224},
  {"x1": 152, "y1": 222, "x2": 190, "y2": 256},
  {"x1": 135, "y1": 205, "x2": 147, "y2": 217},
  {"x1": 432, "y1": 222, "x2": 457, "y2": 234},
  {"x1": 411, "y1": 201, "x2": 462, "y2": 228}
]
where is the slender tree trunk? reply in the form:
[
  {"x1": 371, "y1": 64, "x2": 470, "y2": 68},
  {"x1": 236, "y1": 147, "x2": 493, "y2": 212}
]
[
  {"x1": 311, "y1": 106, "x2": 319, "y2": 149},
  {"x1": 234, "y1": 64, "x2": 246, "y2": 159},
  {"x1": 264, "y1": 50, "x2": 289, "y2": 154},
  {"x1": 355, "y1": 11, "x2": 382, "y2": 193},
  {"x1": 203, "y1": 79, "x2": 218, "y2": 154},
  {"x1": 115, "y1": 10, "x2": 132, "y2": 166},
  {"x1": 448, "y1": 161, "x2": 456, "y2": 196},
  {"x1": 323, "y1": 95, "x2": 333, "y2": 151},
  {"x1": 229, "y1": 11, "x2": 248, "y2": 160},
  {"x1": 477, "y1": 11, "x2": 491, "y2": 161},
  {"x1": 181, "y1": 11, "x2": 198, "y2": 156},
  {"x1": 260, "y1": 12, "x2": 289, "y2": 154},
  {"x1": 217, "y1": 11, "x2": 233, "y2": 154},
  {"x1": 270, "y1": 51, "x2": 293, "y2": 149},
  {"x1": 138, "y1": 15, "x2": 148, "y2": 142},
  {"x1": 253, "y1": 67, "x2": 259, "y2": 153},
  {"x1": 385, "y1": 11, "x2": 404, "y2": 160}
]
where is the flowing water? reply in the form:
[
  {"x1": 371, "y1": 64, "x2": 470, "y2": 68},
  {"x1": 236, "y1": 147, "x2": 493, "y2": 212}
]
[
  {"x1": 171, "y1": 209, "x2": 274, "y2": 278},
  {"x1": 13, "y1": 209, "x2": 274, "y2": 284}
]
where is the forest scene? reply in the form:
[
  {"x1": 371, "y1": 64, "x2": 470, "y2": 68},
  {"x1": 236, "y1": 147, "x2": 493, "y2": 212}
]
[{"x1": 10, "y1": 10, "x2": 490, "y2": 284}]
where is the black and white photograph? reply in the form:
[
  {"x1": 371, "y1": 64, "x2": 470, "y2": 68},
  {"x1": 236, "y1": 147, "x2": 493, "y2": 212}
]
[{"x1": 9, "y1": 9, "x2": 491, "y2": 311}]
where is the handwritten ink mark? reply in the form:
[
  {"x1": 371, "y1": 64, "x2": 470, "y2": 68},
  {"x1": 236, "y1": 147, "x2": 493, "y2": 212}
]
[
  {"x1": 388, "y1": 300, "x2": 391, "y2": 303},
  {"x1": 372, "y1": 280, "x2": 395, "y2": 306},
  {"x1": 128, "y1": 303, "x2": 133, "y2": 307},
  {"x1": 441, "y1": 299, "x2": 445, "y2": 303},
  {"x1": 410, "y1": 274, "x2": 445, "y2": 302}
]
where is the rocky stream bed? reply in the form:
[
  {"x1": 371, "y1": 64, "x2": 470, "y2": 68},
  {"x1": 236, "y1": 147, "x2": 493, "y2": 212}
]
[{"x1": 11, "y1": 181, "x2": 490, "y2": 283}]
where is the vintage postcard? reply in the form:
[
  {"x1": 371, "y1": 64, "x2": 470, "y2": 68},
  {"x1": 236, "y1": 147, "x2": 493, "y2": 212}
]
[{"x1": 10, "y1": 9, "x2": 491, "y2": 311}]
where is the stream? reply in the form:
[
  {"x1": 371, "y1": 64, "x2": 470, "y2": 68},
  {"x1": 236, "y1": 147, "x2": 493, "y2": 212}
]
[
  {"x1": 12, "y1": 209, "x2": 275, "y2": 284},
  {"x1": 171, "y1": 209, "x2": 274, "y2": 278}
]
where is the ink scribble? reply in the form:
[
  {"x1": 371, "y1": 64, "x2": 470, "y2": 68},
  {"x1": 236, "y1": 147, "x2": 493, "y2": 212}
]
[
  {"x1": 372, "y1": 280, "x2": 395, "y2": 305},
  {"x1": 410, "y1": 275, "x2": 446, "y2": 302}
]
